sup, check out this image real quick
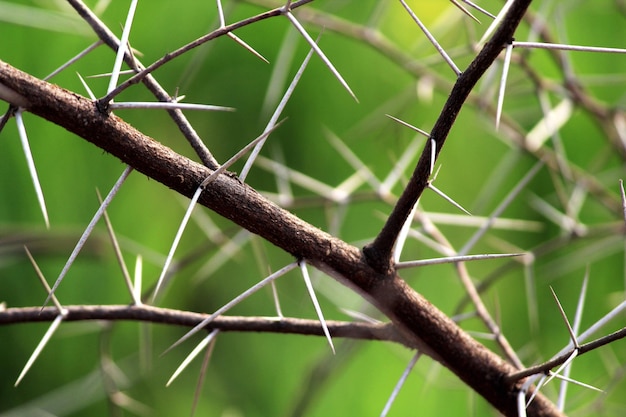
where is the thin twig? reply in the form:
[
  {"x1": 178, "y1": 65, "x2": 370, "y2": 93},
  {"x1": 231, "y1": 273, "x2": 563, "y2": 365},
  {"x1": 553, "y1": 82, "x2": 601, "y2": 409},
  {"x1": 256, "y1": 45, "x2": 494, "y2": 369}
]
[{"x1": 0, "y1": 305, "x2": 410, "y2": 346}]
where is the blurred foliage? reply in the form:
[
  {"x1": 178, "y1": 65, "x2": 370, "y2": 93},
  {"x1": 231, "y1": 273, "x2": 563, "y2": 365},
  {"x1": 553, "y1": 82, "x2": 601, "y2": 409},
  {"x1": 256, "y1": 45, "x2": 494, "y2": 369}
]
[{"x1": 1, "y1": 0, "x2": 625, "y2": 416}]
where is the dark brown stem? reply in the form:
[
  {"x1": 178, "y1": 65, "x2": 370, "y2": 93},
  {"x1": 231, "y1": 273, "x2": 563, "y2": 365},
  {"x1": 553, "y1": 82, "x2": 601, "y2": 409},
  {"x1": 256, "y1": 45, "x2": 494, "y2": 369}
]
[
  {"x1": 363, "y1": 0, "x2": 533, "y2": 274},
  {"x1": 0, "y1": 305, "x2": 408, "y2": 344}
]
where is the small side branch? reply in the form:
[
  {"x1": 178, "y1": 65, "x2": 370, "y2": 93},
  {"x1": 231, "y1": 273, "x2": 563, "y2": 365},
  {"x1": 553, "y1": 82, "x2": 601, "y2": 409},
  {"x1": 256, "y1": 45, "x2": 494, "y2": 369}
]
[{"x1": 363, "y1": 0, "x2": 532, "y2": 273}]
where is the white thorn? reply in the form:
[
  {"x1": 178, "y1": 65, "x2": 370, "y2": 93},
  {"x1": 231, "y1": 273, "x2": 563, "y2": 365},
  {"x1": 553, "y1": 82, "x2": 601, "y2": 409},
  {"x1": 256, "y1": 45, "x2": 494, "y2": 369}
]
[
  {"x1": 427, "y1": 182, "x2": 472, "y2": 216},
  {"x1": 299, "y1": 260, "x2": 335, "y2": 354},
  {"x1": 381, "y1": 351, "x2": 421, "y2": 416},
  {"x1": 166, "y1": 330, "x2": 219, "y2": 387},
  {"x1": 15, "y1": 312, "x2": 67, "y2": 386},
  {"x1": 15, "y1": 110, "x2": 49, "y2": 229},
  {"x1": 227, "y1": 32, "x2": 269, "y2": 64},
  {"x1": 24, "y1": 246, "x2": 63, "y2": 313},
  {"x1": 284, "y1": 11, "x2": 358, "y2": 102},
  {"x1": 164, "y1": 262, "x2": 298, "y2": 354},
  {"x1": 513, "y1": 41, "x2": 626, "y2": 55},
  {"x1": 385, "y1": 114, "x2": 431, "y2": 138},
  {"x1": 550, "y1": 287, "x2": 579, "y2": 348},
  {"x1": 240, "y1": 43, "x2": 315, "y2": 181},
  {"x1": 133, "y1": 255, "x2": 143, "y2": 306},
  {"x1": 43, "y1": 166, "x2": 133, "y2": 307},
  {"x1": 496, "y1": 42, "x2": 513, "y2": 131},
  {"x1": 478, "y1": 0, "x2": 514, "y2": 47},
  {"x1": 153, "y1": 185, "x2": 203, "y2": 302},
  {"x1": 109, "y1": 102, "x2": 235, "y2": 112},
  {"x1": 77, "y1": 72, "x2": 97, "y2": 100},
  {"x1": 399, "y1": 0, "x2": 462, "y2": 76},
  {"x1": 396, "y1": 252, "x2": 524, "y2": 269},
  {"x1": 107, "y1": 0, "x2": 139, "y2": 95},
  {"x1": 429, "y1": 138, "x2": 436, "y2": 176}
]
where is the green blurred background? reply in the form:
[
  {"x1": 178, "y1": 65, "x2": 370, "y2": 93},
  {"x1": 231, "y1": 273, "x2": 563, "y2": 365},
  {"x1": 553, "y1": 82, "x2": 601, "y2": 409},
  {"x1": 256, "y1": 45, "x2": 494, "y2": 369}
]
[{"x1": 1, "y1": 0, "x2": 625, "y2": 415}]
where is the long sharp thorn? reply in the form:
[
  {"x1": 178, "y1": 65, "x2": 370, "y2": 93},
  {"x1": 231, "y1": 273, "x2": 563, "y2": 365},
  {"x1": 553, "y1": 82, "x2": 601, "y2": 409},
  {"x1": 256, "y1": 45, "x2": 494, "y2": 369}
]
[
  {"x1": 550, "y1": 287, "x2": 579, "y2": 348},
  {"x1": 553, "y1": 373, "x2": 604, "y2": 393},
  {"x1": 43, "y1": 166, "x2": 133, "y2": 308},
  {"x1": 557, "y1": 269, "x2": 589, "y2": 410},
  {"x1": 517, "y1": 389, "x2": 528, "y2": 417},
  {"x1": 385, "y1": 114, "x2": 430, "y2": 138},
  {"x1": 216, "y1": 0, "x2": 226, "y2": 27},
  {"x1": 191, "y1": 334, "x2": 218, "y2": 417},
  {"x1": 461, "y1": 0, "x2": 496, "y2": 19},
  {"x1": 15, "y1": 312, "x2": 66, "y2": 386},
  {"x1": 459, "y1": 161, "x2": 543, "y2": 256},
  {"x1": 427, "y1": 183, "x2": 472, "y2": 215},
  {"x1": 478, "y1": 0, "x2": 514, "y2": 47},
  {"x1": 152, "y1": 185, "x2": 203, "y2": 302},
  {"x1": 164, "y1": 262, "x2": 298, "y2": 354},
  {"x1": 526, "y1": 374, "x2": 547, "y2": 408},
  {"x1": 77, "y1": 72, "x2": 97, "y2": 100},
  {"x1": 429, "y1": 138, "x2": 436, "y2": 176},
  {"x1": 513, "y1": 41, "x2": 626, "y2": 54},
  {"x1": 450, "y1": 0, "x2": 480, "y2": 23},
  {"x1": 496, "y1": 42, "x2": 513, "y2": 130},
  {"x1": 284, "y1": 11, "x2": 358, "y2": 102},
  {"x1": 545, "y1": 350, "x2": 578, "y2": 386},
  {"x1": 106, "y1": 0, "x2": 139, "y2": 96},
  {"x1": 24, "y1": 246, "x2": 63, "y2": 313},
  {"x1": 399, "y1": 0, "x2": 462, "y2": 76},
  {"x1": 381, "y1": 351, "x2": 421, "y2": 417},
  {"x1": 109, "y1": 102, "x2": 235, "y2": 112},
  {"x1": 44, "y1": 40, "x2": 103, "y2": 81},
  {"x1": 216, "y1": 0, "x2": 268, "y2": 64},
  {"x1": 166, "y1": 330, "x2": 219, "y2": 387},
  {"x1": 240, "y1": 42, "x2": 315, "y2": 180},
  {"x1": 396, "y1": 252, "x2": 524, "y2": 269},
  {"x1": 15, "y1": 110, "x2": 49, "y2": 229},
  {"x1": 227, "y1": 33, "x2": 269, "y2": 64},
  {"x1": 203, "y1": 118, "x2": 287, "y2": 188},
  {"x1": 299, "y1": 260, "x2": 335, "y2": 354},
  {"x1": 134, "y1": 255, "x2": 143, "y2": 305},
  {"x1": 98, "y1": 188, "x2": 138, "y2": 305},
  {"x1": 153, "y1": 121, "x2": 286, "y2": 301},
  {"x1": 394, "y1": 201, "x2": 419, "y2": 263}
]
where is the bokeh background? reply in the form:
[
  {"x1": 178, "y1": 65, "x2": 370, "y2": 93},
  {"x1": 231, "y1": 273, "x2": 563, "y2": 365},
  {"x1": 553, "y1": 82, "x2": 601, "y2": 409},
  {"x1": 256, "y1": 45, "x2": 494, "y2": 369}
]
[{"x1": 1, "y1": 0, "x2": 625, "y2": 415}]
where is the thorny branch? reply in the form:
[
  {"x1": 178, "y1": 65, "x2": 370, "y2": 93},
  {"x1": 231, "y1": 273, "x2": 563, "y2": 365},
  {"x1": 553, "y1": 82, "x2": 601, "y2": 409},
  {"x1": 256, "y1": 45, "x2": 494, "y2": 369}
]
[
  {"x1": 0, "y1": 305, "x2": 409, "y2": 345},
  {"x1": 3, "y1": 0, "x2": 622, "y2": 415},
  {"x1": 0, "y1": 36, "x2": 563, "y2": 417}
]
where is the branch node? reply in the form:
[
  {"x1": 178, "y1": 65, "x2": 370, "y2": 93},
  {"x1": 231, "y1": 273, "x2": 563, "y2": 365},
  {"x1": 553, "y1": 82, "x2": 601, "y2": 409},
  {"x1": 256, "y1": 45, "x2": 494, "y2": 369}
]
[
  {"x1": 362, "y1": 244, "x2": 395, "y2": 276},
  {"x1": 95, "y1": 99, "x2": 110, "y2": 115}
]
